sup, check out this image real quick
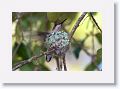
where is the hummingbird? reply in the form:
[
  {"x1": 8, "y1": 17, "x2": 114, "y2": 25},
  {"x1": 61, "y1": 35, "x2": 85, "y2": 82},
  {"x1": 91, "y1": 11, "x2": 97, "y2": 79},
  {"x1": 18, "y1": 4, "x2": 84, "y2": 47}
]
[
  {"x1": 24, "y1": 19, "x2": 69, "y2": 62},
  {"x1": 45, "y1": 19, "x2": 70, "y2": 62}
]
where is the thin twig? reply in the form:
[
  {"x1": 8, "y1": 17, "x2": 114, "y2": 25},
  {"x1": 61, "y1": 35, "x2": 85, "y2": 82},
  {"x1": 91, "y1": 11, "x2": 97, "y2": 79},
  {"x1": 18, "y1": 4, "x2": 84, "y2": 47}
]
[
  {"x1": 12, "y1": 49, "x2": 55, "y2": 71},
  {"x1": 89, "y1": 13, "x2": 102, "y2": 33},
  {"x1": 63, "y1": 55, "x2": 67, "y2": 71},
  {"x1": 69, "y1": 12, "x2": 87, "y2": 40}
]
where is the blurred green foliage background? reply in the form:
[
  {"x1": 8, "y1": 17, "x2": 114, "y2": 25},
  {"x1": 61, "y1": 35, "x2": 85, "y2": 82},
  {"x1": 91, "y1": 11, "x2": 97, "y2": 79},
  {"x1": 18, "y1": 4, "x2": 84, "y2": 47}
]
[{"x1": 12, "y1": 12, "x2": 102, "y2": 71}]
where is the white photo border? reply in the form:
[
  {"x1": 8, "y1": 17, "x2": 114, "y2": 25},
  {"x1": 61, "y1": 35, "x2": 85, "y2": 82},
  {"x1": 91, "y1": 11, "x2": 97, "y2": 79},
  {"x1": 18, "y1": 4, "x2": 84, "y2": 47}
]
[{"x1": 0, "y1": 0, "x2": 114, "y2": 83}]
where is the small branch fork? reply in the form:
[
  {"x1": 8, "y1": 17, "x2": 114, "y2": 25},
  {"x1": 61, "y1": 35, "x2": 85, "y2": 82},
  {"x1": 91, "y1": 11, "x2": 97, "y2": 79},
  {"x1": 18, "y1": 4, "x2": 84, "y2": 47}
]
[{"x1": 12, "y1": 49, "x2": 54, "y2": 71}]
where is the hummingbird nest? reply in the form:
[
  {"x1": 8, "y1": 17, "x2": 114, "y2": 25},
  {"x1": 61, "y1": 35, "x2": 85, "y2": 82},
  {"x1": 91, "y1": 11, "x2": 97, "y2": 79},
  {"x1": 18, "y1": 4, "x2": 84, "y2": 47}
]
[{"x1": 45, "y1": 31, "x2": 70, "y2": 55}]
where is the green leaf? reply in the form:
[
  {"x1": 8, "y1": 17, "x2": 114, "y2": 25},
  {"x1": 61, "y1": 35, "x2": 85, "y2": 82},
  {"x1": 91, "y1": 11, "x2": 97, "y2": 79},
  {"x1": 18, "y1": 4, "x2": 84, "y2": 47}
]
[
  {"x1": 85, "y1": 62, "x2": 96, "y2": 71},
  {"x1": 12, "y1": 42, "x2": 32, "y2": 64},
  {"x1": 72, "y1": 39, "x2": 86, "y2": 59},
  {"x1": 95, "y1": 33, "x2": 102, "y2": 44},
  {"x1": 73, "y1": 46, "x2": 82, "y2": 59},
  {"x1": 17, "y1": 43, "x2": 31, "y2": 59},
  {"x1": 20, "y1": 18, "x2": 30, "y2": 29},
  {"x1": 33, "y1": 45, "x2": 41, "y2": 55},
  {"x1": 32, "y1": 45, "x2": 46, "y2": 64},
  {"x1": 85, "y1": 48, "x2": 102, "y2": 71},
  {"x1": 96, "y1": 48, "x2": 102, "y2": 64},
  {"x1": 20, "y1": 63, "x2": 34, "y2": 71}
]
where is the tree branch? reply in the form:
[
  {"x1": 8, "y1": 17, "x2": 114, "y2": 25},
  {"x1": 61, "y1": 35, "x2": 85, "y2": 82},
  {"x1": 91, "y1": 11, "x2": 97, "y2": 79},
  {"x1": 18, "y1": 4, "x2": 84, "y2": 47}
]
[
  {"x1": 89, "y1": 13, "x2": 102, "y2": 33},
  {"x1": 69, "y1": 12, "x2": 87, "y2": 40},
  {"x1": 12, "y1": 49, "x2": 55, "y2": 71},
  {"x1": 55, "y1": 57, "x2": 61, "y2": 71}
]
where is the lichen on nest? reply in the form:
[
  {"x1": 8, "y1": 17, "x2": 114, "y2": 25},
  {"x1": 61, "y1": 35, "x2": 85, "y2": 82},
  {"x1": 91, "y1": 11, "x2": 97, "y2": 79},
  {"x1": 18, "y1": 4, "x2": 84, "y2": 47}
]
[{"x1": 45, "y1": 31, "x2": 70, "y2": 55}]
